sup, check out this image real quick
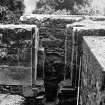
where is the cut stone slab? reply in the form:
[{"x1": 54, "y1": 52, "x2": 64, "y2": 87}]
[
  {"x1": 81, "y1": 36, "x2": 105, "y2": 105},
  {"x1": 0, "y1": 24, "x2": 37, "y2": 30},
  {"x1": 20, "y1": 14, "x2": 83, "y2": 21},
  {"x1": 84, "y1": 15, "x2": 105, "y2": 21},
  {"x1": 66, "y1": 18, "x2": 105, "y2": 61},
  {"x1": 67, "y1": 19, "x2": 105, "y2": 30},
  {"x1": 83, "y1": 36, "x2": 105, "y2": 72}
]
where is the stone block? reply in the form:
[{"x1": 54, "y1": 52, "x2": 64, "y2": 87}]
[{"x1": 82, "y1": 36, "x2": 105, "y2": 105}]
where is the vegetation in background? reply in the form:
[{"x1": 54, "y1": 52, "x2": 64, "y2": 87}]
[
  {"x1": 0, "y1": 0, "x2": 24, "y2": 24},
  {"x1": 0, "y1": 0, "x2": 103, "y2": 23},
  {"x1": 35, "y1": 0, "x2": 92, "y2": 15},
  {"x1": 35, "y1": 0, "x2": 72, "y2": 14}
]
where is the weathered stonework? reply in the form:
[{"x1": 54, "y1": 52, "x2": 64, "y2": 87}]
[
  {"x1": 0, "y1": 24, "x2": 38, "y2": 86},
  {"x1": 20, "y1": 15, "x2": 84, "y2": 81},
  {"x1": 66, "y1": 20, "x2": 105, "y2": 86},
  {"x1": 82, "y1": 36, "x2": 105, "y2": 105},
  {"x1": 19, "y1": 15, "x2": 105, "y2": 103},
  {"x1": 20, "y1": 15, "x2": 105, "y2": 85},
  {"x1": 20, "y1": 14, "x2": 83, "y2": 22}
]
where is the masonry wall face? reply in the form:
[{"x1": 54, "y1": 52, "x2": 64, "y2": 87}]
[
  {"x1": 66, "y1": 23, "x2": 105, "y2": 85},
  {"x1": 38, "y1": 18, "x2": 81, "y2": 81},
  {"x1": 81, "y1": 36, "x2": 105, "y2": 105},
  {"x1": 0, "y1": 25, "x2": 40, "y2": 86}
]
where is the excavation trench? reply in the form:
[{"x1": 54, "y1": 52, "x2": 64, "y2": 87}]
[{"x1": 0, "y1": 15, "x2": 105, "y2": 105}]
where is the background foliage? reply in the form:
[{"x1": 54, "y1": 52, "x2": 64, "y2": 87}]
[
  {"x1": 0, "y1": 0, "x2": 24, "y2": 24},
  {"x1": 0, "y1": 0, "x2": 89, "y2": 23}
]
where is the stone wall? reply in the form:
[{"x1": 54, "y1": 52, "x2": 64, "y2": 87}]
[
  {"x1": 20, "y1": 15, "x2": 105, "y2": 85},
  {"x1": 0, "y1": 94, "x2": 24, "y2": 105},
  {"x1": 39, "y1": 18, "x2": 70, "y2": 80},
  {"x1": 66, "y1": 20, "x2": 105, "y2": 86},
  {"x1": 20, "y1": 15, "x2": 83, "y2": 81},
  {"x1": 0, "y1": 24, "x2": 39, "y2": 86},
  {"x1": 81, "y1": 36, "x2": 105, "y2": 105},
  {"x1": 19, "y1": 15, "x2": 105, "y2": 103}
]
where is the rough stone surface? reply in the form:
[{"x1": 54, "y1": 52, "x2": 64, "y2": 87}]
[
  {"x1": 20, "y1": 15, "x2": 85, "y2": 101},
  {"x1": 20, "y1": 14, "x2": 83, "y2": 21},
  {"x1": 39, "y1": 17, "x2": 84, "y2": 82},
  {"x1": 19, "y1": 15, "x2": 105, "y2": 103},
  {"x1": 20, "y1": 15, "x2": 105, "y2": 85},
  {"x1": 66, "y1": 20, "x2": 105, "y2": 86},
  {"x1": 0, "y1": 94, "x2": 24, "y2": 105},
  {"x1": 82, "y1": 36, "x2": 105, "y2": 105},
  {"x1": 0, "y1": 24, "x2": 38, "y2": 86}
]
